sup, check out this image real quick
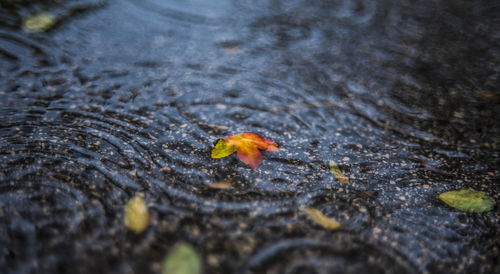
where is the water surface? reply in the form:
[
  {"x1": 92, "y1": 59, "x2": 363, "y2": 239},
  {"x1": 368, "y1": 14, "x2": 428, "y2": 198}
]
[{"x1": 1, "y1": 0, "x2": 499, "y2": 273}]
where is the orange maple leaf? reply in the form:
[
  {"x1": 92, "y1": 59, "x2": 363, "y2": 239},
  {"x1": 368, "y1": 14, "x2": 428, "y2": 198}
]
[{"x1": 211, "y1": 132, "x2": 278, "y2": 169}]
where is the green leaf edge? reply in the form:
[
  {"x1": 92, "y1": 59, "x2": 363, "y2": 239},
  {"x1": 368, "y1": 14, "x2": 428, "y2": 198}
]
[
  {"x1": 162, "y1": 243, "x2": 201, "y2": 274},
  {"x1": 211, "y1": 139, "x2": 235, "y2": 159}
]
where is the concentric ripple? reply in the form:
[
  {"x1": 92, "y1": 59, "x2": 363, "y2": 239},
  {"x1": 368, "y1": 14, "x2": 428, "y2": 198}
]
[{"x1": 243, "y1": 235, "x2": 416, "y2": 274}]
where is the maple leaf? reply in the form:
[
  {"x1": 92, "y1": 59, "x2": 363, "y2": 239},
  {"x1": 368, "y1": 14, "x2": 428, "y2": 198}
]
[{"x1": 211, "y1": 132, "x2": 278, "y2": 169}]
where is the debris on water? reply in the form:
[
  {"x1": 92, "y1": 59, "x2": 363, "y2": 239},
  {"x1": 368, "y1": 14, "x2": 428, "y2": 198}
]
[
  {"x1": 22, "y1": 12, "x2": 56, "y2": 33},
  {"x1": 162, "y1": 243, "x2": 201, "y2": 274},
  {"x1": 329, "y1": 160, "x2": 349, "y2": 183},
  {"x1": 207, "y1": 181, "x2": 233, "y2": 189},
  {"x1": 124, "y1": 195, "x2": 150, "y2": 233},
  {"x1": 438, "y1": 189, "x2": 495, "y2": 213},
  {"x1": 305, "y1": 207, "x2": 341, "y2": 230},
  {"x1": 206, "y1": 124, "x2": 229, "y2": 130},
  {"x1": 211, "y1": 133, "x2": 278, "y2": 169}
]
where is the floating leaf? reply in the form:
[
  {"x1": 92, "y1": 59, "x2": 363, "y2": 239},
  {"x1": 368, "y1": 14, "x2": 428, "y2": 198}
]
[
  {"x1": 329, "y1": 160, "x2": 349, "y2": 183},
  {"x1": 305, "y1": 208, "x2": 341, "y2": 230},
  {"x1": 438, "y1": 189, "x2": 494, "y2": 213},
  {"x1": 211, "y1": 132, "x2": 278, "y2": 169},
  {"x1": 208, "y1": 181, "x2": 233, "y2": 189},
  {"x1": 124, "y1": 196, "x2": 149, "y2": 233},
  {"x1": 162, "y1": 243, "x2": 201, "y2": 274},
  {"x1": 206, "y1": 124, "x2": 229, "y2": 130},
  {"x1": 23, "y1": 12, "x2": 56, "y2": 33}
]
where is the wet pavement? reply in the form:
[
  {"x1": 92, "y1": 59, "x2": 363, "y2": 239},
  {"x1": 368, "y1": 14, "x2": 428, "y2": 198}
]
[{"x1": 0, "y1": 0, "x2": 499, "y2": 273}]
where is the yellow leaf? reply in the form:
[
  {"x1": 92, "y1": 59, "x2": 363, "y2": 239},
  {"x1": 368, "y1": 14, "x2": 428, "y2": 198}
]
[
  {"x1": 23, "y1": 12, "x2": 56, "y2": 33},
  {"x1": 124, "y1": 196, "x2": 149, "y2": 233},
  {"x1": 329, "y1": 160, "x2": 348, "y2": 183},
  {"x1": 305, "y1": 208, "x2": 341, "y2": 230}
]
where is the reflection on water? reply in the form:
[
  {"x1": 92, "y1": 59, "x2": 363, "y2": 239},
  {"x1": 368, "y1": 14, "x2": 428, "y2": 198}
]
[{"x1": 0, "y1": 0, "x2": 499, "y2": 273}]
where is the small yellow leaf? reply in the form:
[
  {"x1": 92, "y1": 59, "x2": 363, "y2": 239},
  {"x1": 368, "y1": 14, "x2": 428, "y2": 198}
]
[
  {"x1": 124, "y1": 196, "x2": 149, "y2": 233},
  {"x1": 329, "y1": 160, "x2": 349, "y2": 183},
  {"x1": 305, "y1": 208, "x2": 341, "y2": 230},
  {"x1": 162, "y1": 243, "x2": 201, "y2": 274},
  {"x1": 211, "y1": 139, "x2": 236, "y2": 159},
  {"x1": 23, "y1": 12, "x2": 56, "y2": 33}
]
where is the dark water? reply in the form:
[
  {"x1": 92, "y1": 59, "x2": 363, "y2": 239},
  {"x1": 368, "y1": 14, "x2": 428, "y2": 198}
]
[{"x1": 1, "y1": 0, "x2": 499, "y2": 273}]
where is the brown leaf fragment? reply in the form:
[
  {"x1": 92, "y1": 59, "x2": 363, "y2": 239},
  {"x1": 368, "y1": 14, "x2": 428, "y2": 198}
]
[
  {"x1": 208, "y1": 181, "x2": 233, "y2": 189},
  {"x1": 329, "y1": 160, "x2": 349, "y2": 183}
]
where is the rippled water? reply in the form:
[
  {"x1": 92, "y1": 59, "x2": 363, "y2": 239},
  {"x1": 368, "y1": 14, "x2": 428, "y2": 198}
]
[{"x1": 1, "y1": 0, "x2": 499, "y2": 273}]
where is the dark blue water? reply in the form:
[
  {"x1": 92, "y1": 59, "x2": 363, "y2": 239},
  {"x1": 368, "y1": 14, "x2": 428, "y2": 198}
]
[{"x1": 1, "y1": 0, "x2": 499, "y2": 273}]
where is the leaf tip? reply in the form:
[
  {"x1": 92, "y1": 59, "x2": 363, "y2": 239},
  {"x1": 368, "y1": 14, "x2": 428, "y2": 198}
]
[
  {"x1": 211, "y1": 139, "x2": 235, "y2": 159},
  {"x1": 237, "y1": 149, "x2": 263, "y2": 170}
]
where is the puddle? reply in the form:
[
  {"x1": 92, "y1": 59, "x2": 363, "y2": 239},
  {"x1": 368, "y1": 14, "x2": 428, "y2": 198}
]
[{"x1": 0, "y1": 0, "x2": 499, "y2": 273}]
